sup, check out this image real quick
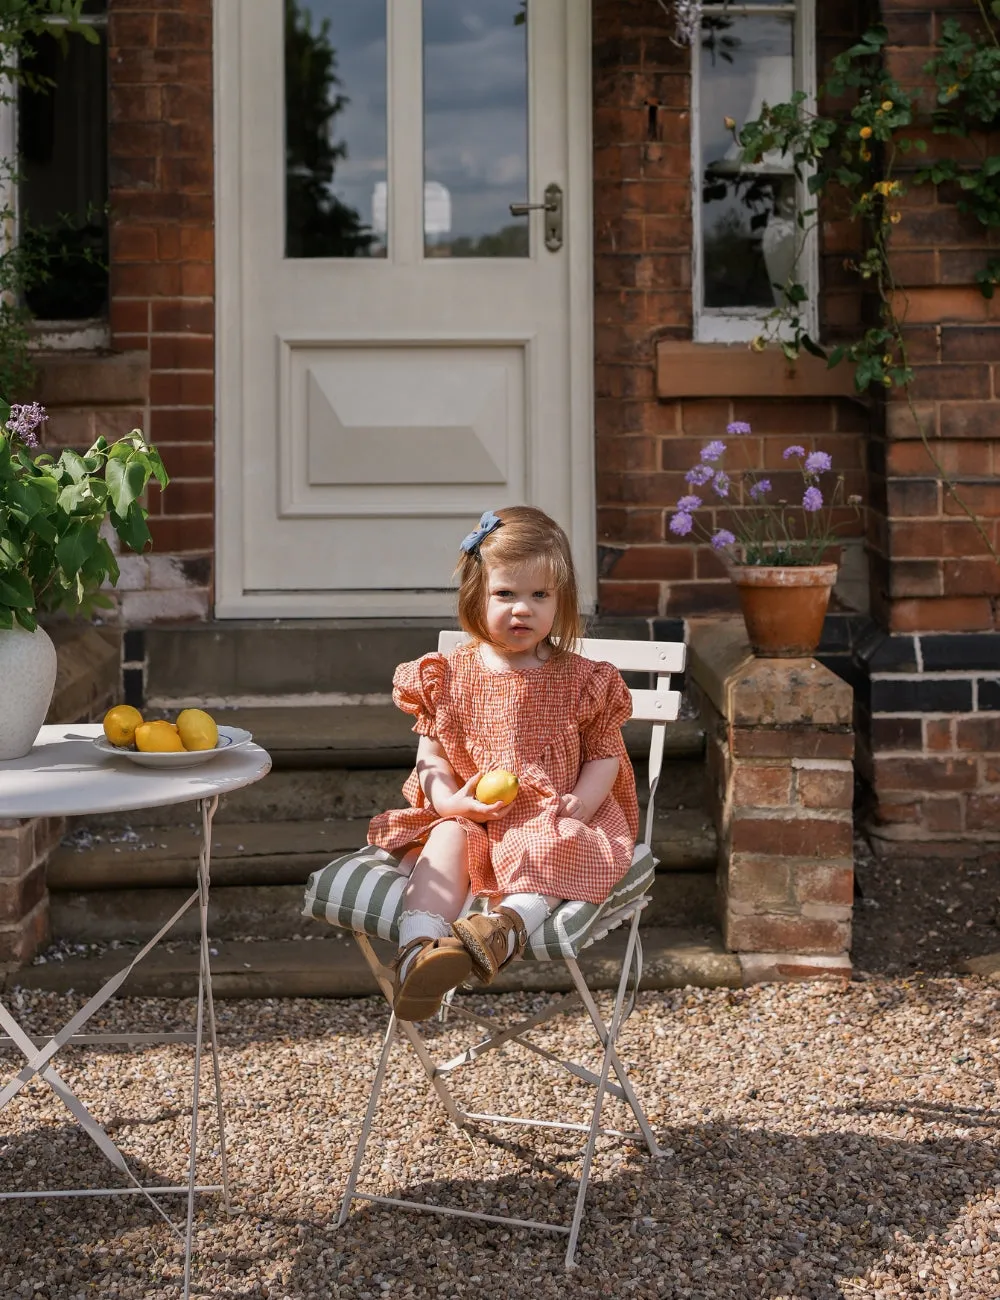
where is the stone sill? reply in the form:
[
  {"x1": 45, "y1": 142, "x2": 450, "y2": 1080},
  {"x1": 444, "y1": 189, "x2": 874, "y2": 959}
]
[
  {"x1": 28, "y1": 318, "x2": 110, "y2": 352},
  {"x1": 656, "y1": 341, "x2": 864, "y2": 401},
  {"x1": 33, "y1": 350, "x2": 149, "y2": 407}
]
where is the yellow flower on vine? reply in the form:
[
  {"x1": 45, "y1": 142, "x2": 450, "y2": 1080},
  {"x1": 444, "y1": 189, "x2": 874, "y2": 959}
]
[
  {"x1": 947, "y1": 83, "x2": 959, "y2": 95},
  {"x1": 890, "y1": 211, "x2": 902, "y2": 223},
  {"x1": 881, "y1": 100, "x2": 893, "y2": 112},
  {"x1": 859, "y1": 126, "x2": 873, "y2": 139},
  {"x1": 874, "y1": 180, "x2": 900, "y2": 197},
  {"x1": 861, "y1": 149, "x2": 872, "y2": 161}
]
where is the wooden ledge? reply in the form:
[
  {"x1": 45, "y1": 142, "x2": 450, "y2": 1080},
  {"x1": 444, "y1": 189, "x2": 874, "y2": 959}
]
[{"x1": 656, "y1": 341, "x2": 864, "y2": 401}]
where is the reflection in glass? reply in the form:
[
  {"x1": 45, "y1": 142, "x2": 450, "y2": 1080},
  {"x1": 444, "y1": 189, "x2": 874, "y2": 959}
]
[
  {"x1": 285, "y1": 0, "x2": 386, "y2": 258},
  {"x1": 422, "y1": 0, "x2": 529, "y2": 257},
  {"x1": 700, "y1": 12, "x2": 796, "y2": 310}
]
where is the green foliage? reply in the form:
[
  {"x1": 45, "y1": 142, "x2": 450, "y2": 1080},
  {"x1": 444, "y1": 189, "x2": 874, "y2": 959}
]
[{"x1": 0, "y1": 420, "x2": 169, "y2": 630}]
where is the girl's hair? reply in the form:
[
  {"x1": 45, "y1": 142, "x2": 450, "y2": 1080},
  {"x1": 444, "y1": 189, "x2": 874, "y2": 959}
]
[{"x1": 455, "y1": 505, "x2": 581, "y2": 656}]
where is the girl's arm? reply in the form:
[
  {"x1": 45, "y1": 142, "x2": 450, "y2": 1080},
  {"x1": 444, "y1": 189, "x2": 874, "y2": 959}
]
[
  {"x1": 559, "y1": 757, "x2": 619, "y2": 824},
  {"x1": 414, "y1": 735, "x2": 514, "y2": 823}
]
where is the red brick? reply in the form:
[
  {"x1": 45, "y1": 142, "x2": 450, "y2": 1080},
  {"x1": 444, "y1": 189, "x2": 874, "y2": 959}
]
[
  {"x1": 731, "y1": 766, "x2": 794, "y2": 807},
  {"x1": 925, "y1": 718, "x2": 955, "y2": 752},
  {"x1": 597, "y1": 508, "x2": 664, "y2": 543},
  {"x1": 730, "y1": 817, "x2": 854, "y2": 858},
  {"x1": 607, "y1": 546, "x2": 693, "y2": 580},
  {"x1": 0, "y1": 900, "x2": 49, "y2": 966},
  {"x1": 151, "y1": 300, "x2": 215, "y2": 334},
  {"x1": 109, "y1": 299, "x2": 149, "y2": 338},
  {"x1": 731, "y1": 729, "x2": 855, "y2": 761},
  {"x1": 663, "y1": 581, "x2": 739, "y2": 616},
  {"x1": 149, "y1": 372, "x2": 215, "y2": 406},
  {"x1": 940, "y1": 560, "x2": 1000, "y2": 598},
  {"x1": 597, "y1": 580, "x2": 659, "y2": 614},
  {"x1": 794, "y1": 863, "x2": 854, "y2": 907},
  {"x1": 966, "y1": 795, "x2": 1000, "y2": 832},
  {"x1": 148, "y1": 408, "x2": 214, "y2": 443},
  {"x1": 726, "y1": 858, "x2": 793, "y2": 908},
  {"x1": 956, "y1": 717, "x2": 1000, "y2": 752},
  {"x1": 923, "y1": 798, "x2": 965, "y2": 833},
  {"x1": 153, "y1": 442, "x2": 215, "y2": 478},
  {"x1": 0, "y1": 863, "x2": 46, "y2": 919},
  {"x1": 147, "y1": 515, "x2": 214, "y2": 553},
  {"x1": 891, "y1": 598, "x2": 994, "y2": 633},
  {"x1": 725, "y1": 913, "x2": 850, "y2": 955},
  {"x1": 150, "y1": 479, "x2": 213, "y2": 515},
  {"x1": 150, "y1": 335, "x2": 214, "y2": 371},
  {"x1": 795, "y1": 768, "x2": 853, "y2": 810},
  {"x1": 874, "y1": 756, "x2": 978, "y2": 792}
]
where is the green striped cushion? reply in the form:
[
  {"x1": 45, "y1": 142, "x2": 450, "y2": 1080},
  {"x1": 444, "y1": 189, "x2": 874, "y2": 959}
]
[{"x1": 302, "y1": 843, "x2": 656, "y2": 960}]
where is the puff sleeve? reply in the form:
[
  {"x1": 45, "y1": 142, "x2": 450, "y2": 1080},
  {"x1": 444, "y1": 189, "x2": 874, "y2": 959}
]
[
  {"x1": 392, "y1": 653, "x2": 446, "y2": 739},
  {"x1": 579, "y1": 660, "x2": 633, "y2": 761}
]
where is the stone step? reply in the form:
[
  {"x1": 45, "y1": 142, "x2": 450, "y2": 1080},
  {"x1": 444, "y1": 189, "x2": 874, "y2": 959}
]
[
  {"x1": 143, "y1": 617, "x2": 687, "y2": 704},
  {"x1": 50, "y1": 812, "x2": 717, "y2": 893},
  {"x1": 48, "y1": 866, "x2": 718, "y2": 944},
  {"x1": 9, "y1": 925, "x2": 741, "y2": 998},
  {"x1": 72, "y1": 753, "x2": 710, "y2": 828},
  {"x1": 122, "y1": 704, "x2": 705, "y2": 771}
]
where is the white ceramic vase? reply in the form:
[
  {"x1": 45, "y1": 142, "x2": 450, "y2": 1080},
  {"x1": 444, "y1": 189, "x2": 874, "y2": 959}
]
[{"x1": 0, "y1": 623, "x2": 58, "y2": 761}]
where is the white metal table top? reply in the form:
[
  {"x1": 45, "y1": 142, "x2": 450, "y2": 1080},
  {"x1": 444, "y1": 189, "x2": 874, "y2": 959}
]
[{"x1": 0, "y1": 724, "x2": 272, "y2": 819}]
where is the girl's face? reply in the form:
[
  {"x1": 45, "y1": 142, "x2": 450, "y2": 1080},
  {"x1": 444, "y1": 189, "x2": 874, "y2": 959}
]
[{"x1": 483, "y1": 559, "x2": 557, "y2": 658}]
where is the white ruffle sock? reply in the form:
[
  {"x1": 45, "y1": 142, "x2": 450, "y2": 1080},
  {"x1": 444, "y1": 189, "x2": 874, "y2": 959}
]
[
  {"x1": 396, "y1": 909, "x2": 450, "y2": 980},
  {"x1": 495, "y1": 892, "x2": 552, "y2": 959}
]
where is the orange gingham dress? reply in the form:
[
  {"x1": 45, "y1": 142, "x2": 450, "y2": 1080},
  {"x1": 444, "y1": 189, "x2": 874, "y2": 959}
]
[{"x1": 366, "y1": 641, "x2": 639, "y2": 904}]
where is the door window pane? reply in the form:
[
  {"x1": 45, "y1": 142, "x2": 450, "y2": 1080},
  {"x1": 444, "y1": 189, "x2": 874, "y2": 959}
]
[
  {"x1": 699, "y1": 11, "x2": 796, "y2": 310},
  {"x1": 422, "y1": 0, "x2": 528, "y2": 258},
  {"x1": 285, "y1": 0, "x2": 386, "y2": 258}
]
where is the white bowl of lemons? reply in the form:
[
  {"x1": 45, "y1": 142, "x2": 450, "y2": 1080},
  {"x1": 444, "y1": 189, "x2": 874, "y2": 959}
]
[{"x1": 94, "y1": 706, "x2": 253, "y2": 769}]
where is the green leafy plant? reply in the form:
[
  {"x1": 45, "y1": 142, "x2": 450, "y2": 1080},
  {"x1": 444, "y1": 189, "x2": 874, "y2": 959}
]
[{"x1": 0, "y1": 403, "x2": 169, "y2": 630}]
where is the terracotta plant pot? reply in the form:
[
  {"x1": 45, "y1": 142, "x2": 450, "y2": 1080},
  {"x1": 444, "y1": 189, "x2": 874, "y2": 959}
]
[{"x1": 728, "y1": 563, "x2": 838, "y2": 658}]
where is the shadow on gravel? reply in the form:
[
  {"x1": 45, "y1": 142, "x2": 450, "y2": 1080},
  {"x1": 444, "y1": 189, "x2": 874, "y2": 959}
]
[
  {"x1": 852, "y1": 842, "x2": 1000, "y2": 976},
  {"x1": 279, "y1": 1118, "x2": 1000, "y2": 1300}
]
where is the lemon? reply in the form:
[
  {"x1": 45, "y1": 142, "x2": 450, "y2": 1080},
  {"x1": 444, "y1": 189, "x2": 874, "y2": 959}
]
[
  {"x1": 134, "y1": 720, "x2": 185, "y2": 753},
  {"x1": 176, "y1": 708, "x2": 219, "y2": 752},
  {"x1": 103, "y1": 704, "x2": 144, "y2": 748},
  {"x1": 476, "y1": 769, "x2": 519, "y2": 806}
]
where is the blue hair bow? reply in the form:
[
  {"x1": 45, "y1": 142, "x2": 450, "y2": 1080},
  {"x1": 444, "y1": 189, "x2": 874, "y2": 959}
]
[{"x1": 460, "y1": 510, "x2": 503, "y2": 555}]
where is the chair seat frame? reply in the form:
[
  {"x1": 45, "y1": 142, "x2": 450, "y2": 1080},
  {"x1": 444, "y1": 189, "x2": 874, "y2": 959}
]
[{"x1": 336, "y1": 635, "x2": 685, "y2": 1268}]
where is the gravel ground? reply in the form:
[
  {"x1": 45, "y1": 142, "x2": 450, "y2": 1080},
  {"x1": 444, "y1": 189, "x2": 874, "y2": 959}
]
[{"x1": 2, "y1": 852, "x2": 1000, "y2": 1300}]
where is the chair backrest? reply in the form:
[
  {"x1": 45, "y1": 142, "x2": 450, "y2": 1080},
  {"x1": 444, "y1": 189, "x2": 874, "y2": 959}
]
[{"x1": 436, "y1": 631, "x2": 686, "y2": 848}]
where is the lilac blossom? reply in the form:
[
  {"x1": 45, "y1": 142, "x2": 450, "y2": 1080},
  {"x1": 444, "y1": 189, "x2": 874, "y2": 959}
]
[
  {"x1": 669, "y1": 511, "x2": 694, "y2": 536},
  {"x1": 726, "y1": 421, "x2": 752, "y2": 436},
  {"x1": 677, "y1": 494, "x2": 702, "y2": 512},
  {"x1": 805, "y1": 450, "x2": 833, "y2": 474},
  {"x1": 783, "y1": 444, "x2": 806, "y2": 461},
  {"x1": 749, "y1": 479, "x2": 772, "y2": 501},
  {"x1": 701, "y1": 440, "x2": 727, "y2": 463},
  {"x1": 5, "y1": 402, "x2": 48, "y2": 448},
  {"x1": 711, "y1": 529, "x2": 736, "y2": 550},
  {"x1": 802, "y1": 486, "x2": 824, "y2": 512},
  {"x1": 712, "y1": 471, "x2": 731, "y2": 498},
  {"x1": 685, "y1": 464, "x2": 715, "y2": 487}
]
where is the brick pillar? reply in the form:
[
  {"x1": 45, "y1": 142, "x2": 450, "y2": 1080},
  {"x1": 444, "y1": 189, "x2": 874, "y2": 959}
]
[
  {"x1": 107, "y1": 0, "x2": 215, "y2": 622},
  {"x1": 689, "y1": 622, "x2": 855, "y2": 983},
  {"x1": 858, "y1": 4, "x2": 1000, "y2": 850}
]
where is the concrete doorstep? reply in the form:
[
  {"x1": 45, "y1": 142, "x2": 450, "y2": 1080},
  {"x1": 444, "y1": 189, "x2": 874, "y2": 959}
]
[{"x1": 6, "y1": 925, "x2": 742, "y2": 999}]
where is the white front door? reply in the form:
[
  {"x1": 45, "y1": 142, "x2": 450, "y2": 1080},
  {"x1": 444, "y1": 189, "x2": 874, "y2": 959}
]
[{"x1": 215, "y1": 0, "x2": 594, "y2": 617}]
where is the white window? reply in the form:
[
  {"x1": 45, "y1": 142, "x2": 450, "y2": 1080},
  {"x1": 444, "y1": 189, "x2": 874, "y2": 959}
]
[
  {"x1": 692, "y1": 1, "x2": 817, "y2": 343},
  {"x1": 1, "y1": 3, "x2": 108, "y2": 324}
]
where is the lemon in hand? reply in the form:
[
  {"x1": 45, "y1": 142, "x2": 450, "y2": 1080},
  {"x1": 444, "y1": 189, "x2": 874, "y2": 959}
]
[
  {"x1": 176, "y1": 708, "x2": 219, "y2": 752},
  {"x1": 134, "y1": 720, "x2": 185, "y2": 753},
  {"x1": 103, "y1": 704, "x2": 144, "y2": 748},
  {"x1": 476, "y1": 769, "x2": 519, "y2": 806}
]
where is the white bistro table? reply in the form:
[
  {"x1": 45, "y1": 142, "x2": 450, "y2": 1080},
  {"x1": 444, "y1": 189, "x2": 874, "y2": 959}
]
[{"x1": 0, "y1": 724, "x2": 271, "y2": 1297}]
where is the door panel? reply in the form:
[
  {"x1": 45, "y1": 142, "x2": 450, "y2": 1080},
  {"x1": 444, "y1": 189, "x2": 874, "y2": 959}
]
[{"x1": 216, "y1": 0, "x2": 593, "y2": 617}]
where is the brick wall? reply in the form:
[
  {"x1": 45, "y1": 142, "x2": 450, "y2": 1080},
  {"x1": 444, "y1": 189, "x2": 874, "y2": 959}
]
[
  {"x1": 105, "y1": 0, "x2": 215, "y2": 622},
  {"x1": 591, "y1": 0, "x2": 871, "y2": 620},
  {"x1": 860, "y1": 2, "x2": 1000, "y2": 849}
]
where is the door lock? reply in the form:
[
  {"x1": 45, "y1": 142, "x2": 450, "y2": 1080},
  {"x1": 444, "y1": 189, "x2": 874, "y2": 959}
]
[{"x1": 509, "y1": 182, "x2": 563, "y2": 252}]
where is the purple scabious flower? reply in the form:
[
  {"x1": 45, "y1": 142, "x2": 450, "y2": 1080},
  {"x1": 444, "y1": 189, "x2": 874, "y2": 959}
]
[
  {"x1": 805, "y1": 450, "x2": 833, "y2": 473},
  {"x1": 783, "y1": 444, "x2": 806, "y2": 460},
  {"x1": 677, "y1": 494, "x2": 702, "y2": 512},
  {"x1": 803, "y1": 486, "x2": 824, "y2": 512},
  {"x1": 685, "y1": 464, "x2": 715, "y2": 487},
  {"x1": 726, "y1": 421, "x2": 752, "y2": 436},
  {"x1": 669, "y1": 511, "x2": 694, "y2": 536},
  {"x1": 749, "y1": 479, "x2": 772, "y2": 501},
  {"x1": 5, "y1": 402, "x2": 48, "y2": 448},
  {"x1": 700, "y1": 440, "x2": 727, "y2": 463},
  {"x1": 712, "y1": 471, "x2": 731, "y2": 498},
  {"x1": 711, "y1": 529, "x2": 736, "y2": 550}
]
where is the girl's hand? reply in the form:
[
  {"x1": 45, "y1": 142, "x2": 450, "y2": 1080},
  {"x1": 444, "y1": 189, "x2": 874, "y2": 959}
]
[
  {"x1": 558, "y1": 793, "x2": 588, "y2": 822},
  {"x1": 434, "y1": 773, "x2": 517, "y2": 824}
]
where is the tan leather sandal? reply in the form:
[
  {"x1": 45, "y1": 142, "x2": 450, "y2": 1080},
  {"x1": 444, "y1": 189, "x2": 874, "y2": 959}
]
[
  {"x1": 391, "y1": 936, "x2": 474, "y2": 1022},
  {"x1": 451, "y1": 907, "x2": 528, "y2": 985}
]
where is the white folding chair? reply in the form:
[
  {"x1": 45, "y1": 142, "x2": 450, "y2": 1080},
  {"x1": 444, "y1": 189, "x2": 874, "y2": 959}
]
[{"x1": 303, "y1": 633, "x2": 685, "y2": 1267}]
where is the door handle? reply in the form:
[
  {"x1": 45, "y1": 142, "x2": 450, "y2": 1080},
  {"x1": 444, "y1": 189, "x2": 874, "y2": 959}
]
[{"x1": 508, "y1": 182, "x2": 563, "y2": 252}]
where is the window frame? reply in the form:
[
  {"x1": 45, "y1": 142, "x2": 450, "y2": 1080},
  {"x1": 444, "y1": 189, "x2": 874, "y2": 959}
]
[
  {"x1": 0, "y1": 8, "x2": 108, "y2": 331},
  {"x1": 691, "y1": 0, "x2": 818, "y2": 344}
]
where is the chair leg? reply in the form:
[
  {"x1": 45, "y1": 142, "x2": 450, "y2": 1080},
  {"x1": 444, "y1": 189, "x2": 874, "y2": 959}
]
[{"x1": 338, "y1": 1011, "x2": 398, "y2": 1226}]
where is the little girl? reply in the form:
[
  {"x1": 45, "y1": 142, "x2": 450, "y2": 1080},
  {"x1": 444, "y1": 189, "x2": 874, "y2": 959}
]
[{"x1": 367, "y1": 505, "x2": 639, "y2": 1021}]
